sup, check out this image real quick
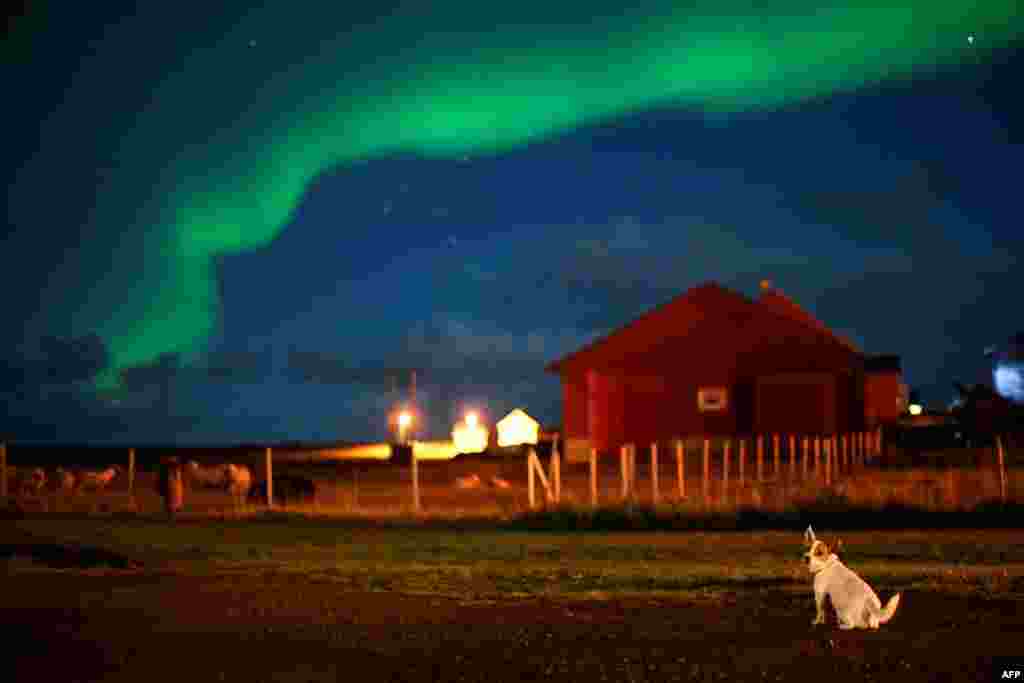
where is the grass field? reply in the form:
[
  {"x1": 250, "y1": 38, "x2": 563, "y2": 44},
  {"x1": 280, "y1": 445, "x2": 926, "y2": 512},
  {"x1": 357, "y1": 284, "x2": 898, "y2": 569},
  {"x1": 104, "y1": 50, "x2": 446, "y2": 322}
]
[
  {"x1": 4, "y1": 515, "x2": 1024, "y2": 682},
  {"x1": 5, "y1": 515, "x2": 1024, "y2": 600}
]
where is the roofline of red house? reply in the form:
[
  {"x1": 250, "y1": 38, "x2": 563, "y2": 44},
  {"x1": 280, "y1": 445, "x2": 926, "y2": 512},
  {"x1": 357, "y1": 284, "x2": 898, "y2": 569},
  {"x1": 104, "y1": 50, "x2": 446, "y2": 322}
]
[
  {"x1": 544, "y1": 280, "x2": 735, "y2": 374},
  {"x1": 545, "y1": 280, "x2": 865, "y2": 375}
]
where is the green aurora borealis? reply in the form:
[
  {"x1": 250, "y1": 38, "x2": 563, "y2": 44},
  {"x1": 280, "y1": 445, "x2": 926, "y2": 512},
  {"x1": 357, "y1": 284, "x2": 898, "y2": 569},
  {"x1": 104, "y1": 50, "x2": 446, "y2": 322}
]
[{"x1": 15, "y1": 2, "x2": 1023, "y2": 385}]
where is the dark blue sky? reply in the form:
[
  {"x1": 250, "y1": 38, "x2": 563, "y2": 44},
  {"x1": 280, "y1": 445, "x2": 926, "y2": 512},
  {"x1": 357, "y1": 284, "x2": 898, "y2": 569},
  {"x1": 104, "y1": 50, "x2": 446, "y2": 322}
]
[{"x1": 3, "y1": 3, "x2": 1022, "y2": 444}]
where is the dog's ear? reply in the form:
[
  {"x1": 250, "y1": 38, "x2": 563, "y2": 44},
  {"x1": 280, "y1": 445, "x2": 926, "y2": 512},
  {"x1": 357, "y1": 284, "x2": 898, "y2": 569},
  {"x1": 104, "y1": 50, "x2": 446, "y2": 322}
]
[{"x1": 804, "y1": 526, "x2": 816, "y2": 545}]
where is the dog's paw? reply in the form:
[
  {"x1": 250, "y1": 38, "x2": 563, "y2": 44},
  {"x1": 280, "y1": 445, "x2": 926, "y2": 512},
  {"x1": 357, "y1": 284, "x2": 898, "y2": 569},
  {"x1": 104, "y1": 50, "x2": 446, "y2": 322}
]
[
  {"x1": 838, "y1": 622, "x2": 855, "y2": 630},
  {"x1": 811, "y1": 617, "x2": 825, "y2": 626}
]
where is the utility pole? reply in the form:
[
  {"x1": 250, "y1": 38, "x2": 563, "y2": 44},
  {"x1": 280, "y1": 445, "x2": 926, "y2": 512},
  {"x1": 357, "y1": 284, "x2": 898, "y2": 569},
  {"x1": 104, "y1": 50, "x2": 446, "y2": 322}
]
[
  {"x1": 389, "y1": 373, "x2": 397, "y2": 442},
  {"x1": 409, "y1": 370, "x2": 417, "y2": 441}
]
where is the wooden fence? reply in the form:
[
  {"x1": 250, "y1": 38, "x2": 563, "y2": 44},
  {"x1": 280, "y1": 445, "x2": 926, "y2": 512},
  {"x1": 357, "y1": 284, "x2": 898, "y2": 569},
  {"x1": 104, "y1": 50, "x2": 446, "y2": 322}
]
[
  {"x1": 0, "y1": 428, "x2": 1018, "y2": 516},
  {"x1": 521, "y1": 430, "x2": 885, "y2": 510}
]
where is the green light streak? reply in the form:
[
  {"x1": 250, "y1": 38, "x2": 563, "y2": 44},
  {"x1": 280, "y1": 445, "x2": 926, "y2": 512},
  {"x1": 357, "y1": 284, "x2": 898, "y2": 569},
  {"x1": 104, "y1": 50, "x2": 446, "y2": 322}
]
[{"x1": 51, "y1": 2, "x2": 1022, "y2": 380}]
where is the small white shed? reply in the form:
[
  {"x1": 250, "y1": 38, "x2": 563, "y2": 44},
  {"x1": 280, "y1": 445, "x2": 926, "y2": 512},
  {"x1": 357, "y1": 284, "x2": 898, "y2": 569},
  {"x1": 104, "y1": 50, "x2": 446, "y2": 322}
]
[{"x1": 496, "y1": 409, "x2": 539, "y2": 447}]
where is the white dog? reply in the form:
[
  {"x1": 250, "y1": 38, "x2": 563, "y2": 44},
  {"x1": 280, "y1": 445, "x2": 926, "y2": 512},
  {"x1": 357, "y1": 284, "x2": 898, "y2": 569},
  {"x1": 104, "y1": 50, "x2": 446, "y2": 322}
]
[{"x1": 803, "y1": 526, "x2": 900, "y2": 629}]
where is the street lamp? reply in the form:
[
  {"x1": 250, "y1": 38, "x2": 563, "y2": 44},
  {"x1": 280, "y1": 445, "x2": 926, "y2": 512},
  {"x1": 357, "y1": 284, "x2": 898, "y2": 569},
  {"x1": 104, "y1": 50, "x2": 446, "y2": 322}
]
[
  {"x1": 398, "y1": 410, "x2": 412, "y2": 444},
  {"x1": 453, "y1": 409, "x2": 488, "y2": 454}
]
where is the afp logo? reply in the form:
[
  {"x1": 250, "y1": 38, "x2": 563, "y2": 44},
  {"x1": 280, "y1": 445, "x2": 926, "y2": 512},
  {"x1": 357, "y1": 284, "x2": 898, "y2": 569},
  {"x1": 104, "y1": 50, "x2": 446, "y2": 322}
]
[{"x1": 995, "y1": 660, "x2": 1024, "y2": 681}]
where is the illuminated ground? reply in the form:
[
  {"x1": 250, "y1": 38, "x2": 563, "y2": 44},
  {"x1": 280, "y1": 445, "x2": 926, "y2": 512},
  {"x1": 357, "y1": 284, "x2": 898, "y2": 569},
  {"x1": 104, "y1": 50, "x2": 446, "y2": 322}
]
[{"x1": 2, "y1": 523, "x2": 1022, "y2": 681}]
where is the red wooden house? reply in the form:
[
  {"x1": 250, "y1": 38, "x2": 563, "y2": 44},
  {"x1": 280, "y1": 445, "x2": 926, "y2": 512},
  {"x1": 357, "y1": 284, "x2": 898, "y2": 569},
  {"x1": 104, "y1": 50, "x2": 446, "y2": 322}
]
[{"x1": 546, "y1": 281, "x2": 904, "y2": 456}]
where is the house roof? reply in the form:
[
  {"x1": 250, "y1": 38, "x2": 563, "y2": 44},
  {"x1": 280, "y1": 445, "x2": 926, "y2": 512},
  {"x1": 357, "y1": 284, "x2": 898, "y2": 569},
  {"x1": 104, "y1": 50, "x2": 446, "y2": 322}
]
[
  {"x1": 497, "y1": 408, "x2": 538, "y2": 426},
  {"x1": 545, "y1": 280, "x2": 862, "y2": 374},
  {"x1": 756, "y1": 284, "x2": 860, "y2": 353}
]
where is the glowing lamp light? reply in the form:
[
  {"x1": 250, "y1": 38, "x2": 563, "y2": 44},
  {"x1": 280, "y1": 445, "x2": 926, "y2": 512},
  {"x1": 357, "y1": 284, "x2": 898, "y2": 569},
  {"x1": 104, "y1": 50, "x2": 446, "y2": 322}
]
[
  {"x1": 994, "y1": 364, "x2": 1024, "y2": 403},
  {"x1": 396, "y1": 410, "x2": 414, "y2": 444},
  {"x1": 908, "y1": 404, "x2": 923, "y2": 416},
  {"x1": 465, "y1": 411, "x2": 478, "y2": 428},
  {"x1": 452, "y1": 420, "x2": 488, "y2": 455},
  {"x1": 496, "y1": 409, "x2": 539, "y2": 448}
]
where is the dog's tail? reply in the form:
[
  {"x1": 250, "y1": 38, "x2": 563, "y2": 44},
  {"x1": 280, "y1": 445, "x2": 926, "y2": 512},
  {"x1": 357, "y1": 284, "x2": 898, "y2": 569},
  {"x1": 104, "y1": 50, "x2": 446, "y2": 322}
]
[{"x1": 872, "y1": 593, "x2": 901, "y2": 627}]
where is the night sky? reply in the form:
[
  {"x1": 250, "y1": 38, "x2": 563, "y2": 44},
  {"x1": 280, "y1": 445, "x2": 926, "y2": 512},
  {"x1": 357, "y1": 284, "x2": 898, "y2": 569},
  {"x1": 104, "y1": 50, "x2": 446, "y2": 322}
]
[{"x1": 3, "y1": 2, "x2": 1022, "y2": 445}]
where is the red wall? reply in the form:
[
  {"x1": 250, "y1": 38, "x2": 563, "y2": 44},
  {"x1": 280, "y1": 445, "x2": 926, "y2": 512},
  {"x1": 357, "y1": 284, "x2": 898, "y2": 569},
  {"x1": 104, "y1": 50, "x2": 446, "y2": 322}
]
[
  {"x1": 865, "y1": 372, "x2": 905, "y2": 427},
  {"x1": 754, "y1": 373, "x2": 835, "y2": 434},
  {"x1": 562, "y1": 350, "x2": 867, "y2": 453},
  {"x1": 562, "y1": 374, "x2": 586, "y2": 439},
  {"x1": 574, "y1": 369, "x2": 739, "y2": 453}
]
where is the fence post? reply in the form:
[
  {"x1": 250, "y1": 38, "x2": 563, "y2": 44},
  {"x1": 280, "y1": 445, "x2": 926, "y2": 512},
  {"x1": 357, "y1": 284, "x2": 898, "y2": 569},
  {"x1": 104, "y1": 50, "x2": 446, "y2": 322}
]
[
  {"x1": 722, "y1": 440, "x2": 731, "y2": 507},
  {"x1": 876, "y1": 427, "x2": 883, "y2": 459},
  {"x1": 789, "y1": 435, "x2": 796, "y2": 480},
  {"x1": 626, "y1": 444, "x2": 634, "y2": 501},
  {"x1": 802, "y1": 437, "x2": 809, "y2": 478},
  {"x1": 831, "y1": 435, "x2": 838, "y2": 476},
  {"x1": 702, "y1": 438, "x2": 711, "y2": 505},
  {"x1": 996, "y1": 435, "x2": 1008, "y2": 503},
  {"x1": 526, "y1": 448, "x2": 553, "y2": 507},
  {"x1": 824, "y1": 439, "x2": 832, "y2": 486},
  {"x1": 772, "y1": 434, "x2": 780, "y2": 479},
  {"x1": 552, "y1": 446, "x2": 561, "y2": 504},
  {"x1": 589, "y1": 447, "x2": 598, "y2": 507},
  {"x1": 352, "y1": 463, "x2": 359, "y2": 510},
  {"x1": 753, "y1": 436, "x2": 761, "y2": 483},
  {"x1": 411, "y1": 444, "x2": 421, "y2": 514},
  {"x1": 675, "y1": 439, "x2": 685, "y2": 500},
  {"x1": 265, "y1": 447, "x2": 274, "y2": 508},
  {"x1": 739, "y1": 438, "x2": 746, "y2": 484},
  {"x1": 832, "y1": 435, "x2": 839, "y2": 477},
  {"x1": 620, "y1": 445, "x2": 630, "y2": 501},
  {"x1": 0, "y1": 442, "x2": 6, "y2": 501},
  {"x1": 650, "y1": 442, "x2": 659, "y2": 506},
  {"x1": 946, "y1": 465, "x2": 958, "y2": 507},
  {"x1": 128, "y1": 447, "x2": 136, "y2": 508},
  {"x1": 528, "y1": 448, "x2": 536, "y2": 509},
  {"x1": 832, "y1": 435, "x2": 838, "y2": 478},
  {"x1": 814, "y1": 437, "x2": 821, "y2": 477}
]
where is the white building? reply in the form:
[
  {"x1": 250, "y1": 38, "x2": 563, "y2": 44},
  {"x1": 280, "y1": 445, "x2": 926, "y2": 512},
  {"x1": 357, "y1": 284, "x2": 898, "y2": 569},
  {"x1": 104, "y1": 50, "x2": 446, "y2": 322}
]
[{"x1": 496, "y1": 409, "x2": 539, "y2": 448}]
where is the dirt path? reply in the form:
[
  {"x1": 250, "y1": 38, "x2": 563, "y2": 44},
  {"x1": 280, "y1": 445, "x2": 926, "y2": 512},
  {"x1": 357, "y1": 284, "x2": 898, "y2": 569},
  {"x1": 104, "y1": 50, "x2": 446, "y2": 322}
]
[{"x1": 3, "y1": 570, "x2": 1021, "y2": 682}]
